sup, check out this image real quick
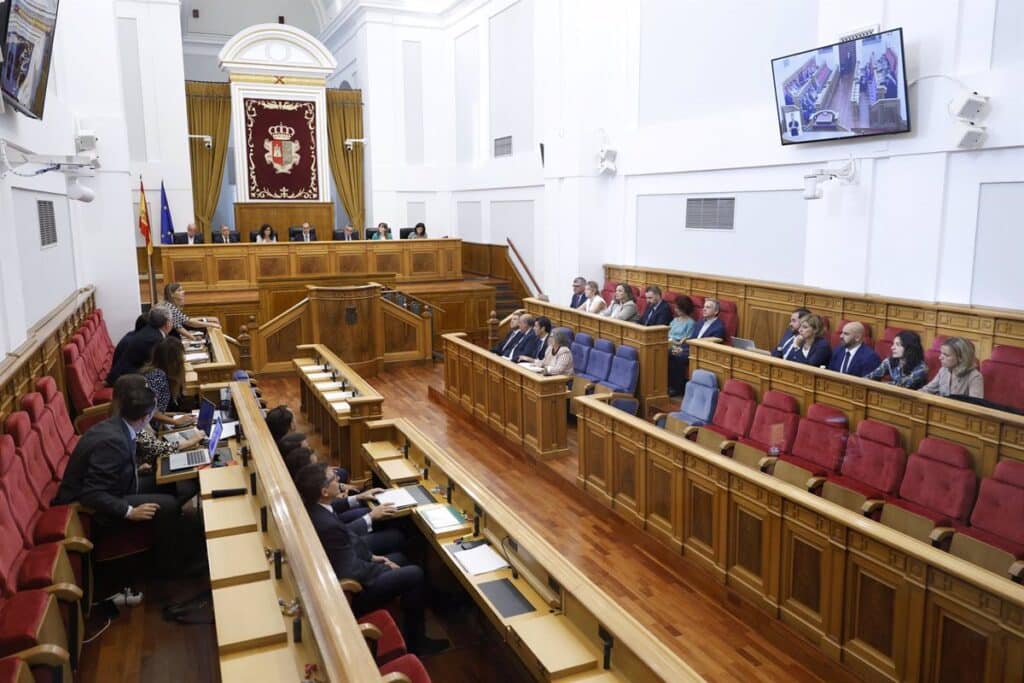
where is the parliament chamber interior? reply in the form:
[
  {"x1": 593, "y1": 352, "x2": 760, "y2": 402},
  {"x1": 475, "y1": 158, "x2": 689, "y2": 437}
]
[{"x1": 0, "y1": 1, "x2": 1023, "y2": 682}]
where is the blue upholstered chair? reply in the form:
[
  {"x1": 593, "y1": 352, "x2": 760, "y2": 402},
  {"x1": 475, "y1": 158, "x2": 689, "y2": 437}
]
[
  {"x1": 570, "y1": 338, "x2": 615, "y2": 414},
  {"x1": 655, "y1": 369, "x2": 719, "y2": 433},
  {"x1": 610, "y1": 397, "x2": 640, "y2": 416},
  {"x1": 598, "y1": 345, "x2": 640, "y2": 395},
  {"x1": 569, "y1": 333, "x2": 593, "y2": 374}
]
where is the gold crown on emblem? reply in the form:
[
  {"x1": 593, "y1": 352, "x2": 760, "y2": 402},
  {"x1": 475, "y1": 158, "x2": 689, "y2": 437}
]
[{"x1": 269, "y1": 123, "x2": 295, "y2": 140}]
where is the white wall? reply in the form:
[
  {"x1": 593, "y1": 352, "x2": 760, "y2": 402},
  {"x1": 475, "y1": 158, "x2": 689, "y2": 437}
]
[
  {"x1": 319, "y1": 0, "x2": 1024, "y2": 310},
  {"x1": 11, "y1": 189, "x2": 77, "y2": 326}
]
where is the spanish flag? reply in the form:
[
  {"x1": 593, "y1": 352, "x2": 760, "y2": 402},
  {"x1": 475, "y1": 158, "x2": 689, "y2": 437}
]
[{"x1": 138, "y1": 178, "x2": 152, "y2": 256}]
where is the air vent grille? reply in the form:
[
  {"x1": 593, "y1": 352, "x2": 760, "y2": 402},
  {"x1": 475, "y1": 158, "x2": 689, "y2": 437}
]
[
  {"x1": 685, "y1": 197, "x2": 735, "y2": 230},
  {"x1": 38, "y1": 200, "x2": 57, "y2": 247},
  {"x1": 493, "y1": 136, "x2": 512, "y2": 157}
]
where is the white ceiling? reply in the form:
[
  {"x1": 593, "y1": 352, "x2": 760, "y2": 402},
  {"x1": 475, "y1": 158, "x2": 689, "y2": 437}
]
[{"x1": 180, "y1": 0, "x2": 331, "y2": 41}]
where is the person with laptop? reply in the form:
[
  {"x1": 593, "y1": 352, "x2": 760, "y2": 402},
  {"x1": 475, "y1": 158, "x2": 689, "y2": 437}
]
[
  {"x1": 54, "y1": 375, "x2": 202, "y2": 576},
  {"x1": 141, "y1": 337, "x2": 194, "y2": 430}
]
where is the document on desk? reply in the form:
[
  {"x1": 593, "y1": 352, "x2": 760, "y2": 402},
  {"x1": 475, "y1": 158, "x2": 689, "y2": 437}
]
[
  {"x1": 185, "y1": 352, "x2": 211, "y2": 363},
  {"x1": 453, "y1": 544, "x2": 509, "y2": 576},
  {"x1": 374, "y1": 488, "x2": 419, "y2": 509},
  {"x1": 330, "y1": 401, "x2": 351, "y2": 413},
  {"x1": 313, "y1": 381, "x2": 341, "y2": 391},
  {"x1": 163, "y1": 428, "x2": 200, "y2": 445},
  {"x1": 305, "y1": 371, "x2": 332, "y2": 381},
  {"x1": 418, "y1": 504, "x2": 467, "y2": 533},
  {"x1": 322, "y1": 390, "x2": 354, "y2": 401}
]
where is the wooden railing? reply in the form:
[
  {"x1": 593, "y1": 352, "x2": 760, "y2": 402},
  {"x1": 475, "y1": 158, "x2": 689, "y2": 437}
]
[
  {"x1": 506, "y1": 238, "x2": 543, "y2": 298},
  {"x1": 522, "y1": 297, "x2": 670, "y2": 411},
  {"x1": 687, "y1": 338, "x2": 1024, "y2": 479},
  {"x1": 228, "y1": 381, "x2": 383, "y2": 681},
  {"x1": 604, "y1": 263, "x2": 1024, "y2": 361},
  {"x1": 574, "y1": 392, "x2": 1024, "y2": 683}
]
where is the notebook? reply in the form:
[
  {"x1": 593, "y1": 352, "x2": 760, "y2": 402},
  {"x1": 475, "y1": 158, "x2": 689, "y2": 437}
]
[
  {"x1": 452, "y1": 544, "x2": 509, "y2": 576},
  {"x1": 169, "y1": 416, "x2": 223, "y2": 471},
  {"x1": 374, "y1": 488, "x2": 419, "y2": 509},
  {"x1": 417, "y1": 504, "x2": 467, "y2": 533}
]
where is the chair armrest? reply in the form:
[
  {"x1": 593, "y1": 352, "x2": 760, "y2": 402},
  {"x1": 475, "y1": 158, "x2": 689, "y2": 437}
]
[
  {"x1": 682, "y1": 425, "x2": 698, "y2": 439},
  {"x1": 719, "y1": 439, "x2": 735, "y2": 456},
  {"x1": 10, "y1": 644, "x2": 70, "y2": 669},
  {"x1": 381, "y1": 674, "x2": 412, "y2": 683},
  {"x1": 339, "y1": 578, "x2": 363, "y2": 594},
  {"x1": 652, "y1": 412, "x2": 668, "y2": 426},
  {"x1": 62, "y1": 537, "x2": 93, "y2": 554},
  {"x1": 43, "y1": 583, "x2": 83, "y2": 602},
  {"x1": 929, "y1": 526, "x2": 955, "y2": 548},
  {"x1": 1010, "y1": 561, "x2": 1024, "y2": 584},
  {"x1": 806, "y1": 476, "x2": 826, "y2": 494},
  {"x1": 758, "y1": 456, "x2": 778, "y2": 473},
  {"x1": 606, "y1": 391, "x2": 636, "y2": 402},
  {"x1": 359, "y1": 622, "x2": 382, "y2": 641},
  {"x1": 861, "y1": 499, "x2": 884, "y2": 517},
  {"x1": 74, "y1": 402, "x2": 111, "y2": 433}
]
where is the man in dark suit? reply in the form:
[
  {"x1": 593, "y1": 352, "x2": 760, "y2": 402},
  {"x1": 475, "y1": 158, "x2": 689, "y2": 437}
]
[
  {"x1": 828, "y1": 322, "x2": 881, "y2": 377},
  {"x1": 639, "y1": 286, "x2": 673, "y2": 326},
  {"x1": 106, "y1": 307, "x2": 171, "y2": 385},
  {"x1": 53, "y1": 378, "x2": 189, "y2": 573},
  {"x1": 296, "y1": 463, "x2": 448, "y2": 655},
  {"x1": 772, "y1": 307, "x2": 811, "y2": 358},
  {"x1": 517, "y1": 316, "x2": 551, "y2": 362},
  {"x1": 693, "y1": 298, "x2": 727, "y2": 340},
  {"x1": 335, "y1": 225, "x2": 359, "y2": 241},
  {"x1": 172, "y1": 224, "x2": 204, "y2": 245},
  {"x1": 569, "y1": 277, "x2": 586, "y2": 309},
  {"x1": 492, "y1": 311, "x2": 524, "y2": 355},
  {"x1": 291, "y1": 222, "x2": 318, "y2": 242},
  {"x1": 214, "y1": 225, "x2": 239, "y2": 243},
  {"x1": 501, "y1": 314, "x2": 536, "y2": 362}
]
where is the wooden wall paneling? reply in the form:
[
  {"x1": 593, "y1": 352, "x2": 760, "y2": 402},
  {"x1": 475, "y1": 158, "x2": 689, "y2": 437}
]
[
  {"x1": 443, "y1": 337, "x2": 458, "y2": 402},
  {"x1": 644, "y1": 435, "x2": 683, "y2": 552},
  {"x1": 501, "y1": 365, "x2": 523, "y2": 445},
  {"x1": 381, "y1": 302, "x2": 424, "y2": 360},
  {"x1": 165, "y1": 251, "x2": 210, "y2": 289},
  {"x1": 682, "y1": 453, "x2": 728, "y2": 581},
  {"x1": 779, "y1": 501, "x2": 839, "y2": 654},
  {"x1": 471, "y1": 353, "x2": 488, "y2": 422},
  {"x1": 485, "y1": 359, "x2": 505, "y2": 433},
  {"x1": 336, "y1": 248, "x2": 369, "y2": 275},
  {"x1": 291, "y1": 247, "x2": 331, "y2": 276},
  {"x1": 577, "y1": 405, "x2": 612, "y2": 505},
  {"x1": 232, "y1": 202, "x2": 334, "y2": 238},
  {"x1": 921, "y1": 588, "x2": 1005, "y2": 682},
  {"x1": 211, "y1": 251, "x2": 250, "y2": 287},
  {"x1": 308, "y1": 285, "x2": 383, "y2": 378},
  {"x1": 182, "y1": 298, "x2": 257, "y2": 341},
  {"x1": 610, "y1": 420, "x2": 644, "y2": 527},
  {"x1": 726, "y1": 475, "x2": 782, "y2": 615},
  {"x1": 253, "y1": 247, "x2": 291, "y2": 280},
  {"x1": 401, "y1": 282, "x2": 495, "y2": 349}
]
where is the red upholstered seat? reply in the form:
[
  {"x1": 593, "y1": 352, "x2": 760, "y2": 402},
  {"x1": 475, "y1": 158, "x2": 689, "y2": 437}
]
[
  {"x1": 699, "y1": 379, "x2": 757, "y2": 441},
  {"x1": 3, "y1": 414, "x2": 57, "y2": 506},
  {"x1": 19, "y1": 394, "x2": 66, "y2": 480},
  {"x1": 717, "y1": 299, "x2": 738, "y2": 340},
  {"x1": 828, "y1": 420, "x2": 906, "y2": 500},
  {"x1": 959, "y1": 460, "x2": 1024, "y2": 558},
  {"x1": 0, "y1": 492, "x2": 64, "y2": 596},
  {"x1": 981, "y1": 345, "x2": 1024, "y2": 414},
  {"x1": 358, "y1": 609, "x2": 406, "y2": 664},
  {"x1": 776, "y1": 404, "x2": 848, "y2": 477},
  {"x1": 34, "y1": 378, "x2": 78, "y2": 458},
  {"x1": 828, "y1": 319, "x2": 873, "y2": 350},
  {"x1": 0, "y1": 436, "x2": 80, "y2": 548},
  {"x1": 0, "y1": 591, "x2": 52, "y2": 655},
  {"x1": 889, "y1": 437, "x2": 977, "y2": 529},
  {"x1": 736, "y1": 391, "x2": 800, "y2": 454},
  {"x1": 378, "y1": 654, "x2": 431, "y2": 683},
  {"x1": 923, "y1": 335, "x2": 949, "y2": 381}
]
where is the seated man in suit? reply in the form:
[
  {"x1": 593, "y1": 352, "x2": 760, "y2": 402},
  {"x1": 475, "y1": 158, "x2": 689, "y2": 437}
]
[
  {"x1": 172, "y1": 223, "x2": 204, "y2": 245},
  {"x1": 296, "y1": 463, "x2": 448, "y2": 654},
  {"x1": 693, "y1": 298, "x2": 727, "y2": 340},
  {"x1": 214, "y1": 225, "x2": 239, "y2": 243},
  {"x1": 639, "y1": 285, "x2": 673, "y2": 326},
  {"x1": 502, "y1": 314, "x2": 536, "y2": 362},
  {"x1": 54, "y1": 376, "x2": 200, "y2": 576},
  {"x1": 771, "y1": 307, "x2": 811, "y2": 358},
  {"x1": 291, "y1": 222, "x2": 317, "y2": 242},
  {"x1": 492, "y1": 311, "x2": 523, "y2": 355},
  {"x1": 106, "y1": 307, "x2": 171, "y2": 385},
  {"x1": 517, "y1": 316, "x2": 552, "y2": 362},
  {"x1": 569, "y1": 277, "x2": 587, "y2": 309},
  {"x1": 828, "y1": 322, "x2": 881, "y2": 377},
  {"x1": 336, "y1": 224, "x2": 359, "y2": 241}
]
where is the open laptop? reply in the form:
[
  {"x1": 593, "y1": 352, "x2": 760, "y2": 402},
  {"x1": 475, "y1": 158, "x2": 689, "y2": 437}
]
[
  {"x1": 731, "y1": 337, "x2": 757, "y2": 351},
  {"x1": 168, "y1": 416, "x2": 223, "y2": 471}
]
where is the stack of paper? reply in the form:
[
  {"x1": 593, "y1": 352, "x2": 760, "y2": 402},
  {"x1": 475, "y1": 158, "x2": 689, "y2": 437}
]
[
  {"x1": 305, "y1": 371, "x2": 331, "y2": 381},
  {"x1": 374, "y1": 488, "x2": 419, "y2": 509},
  {"x1": 453, "y1": 544, "x2": 509, "y2": 576},
  {"x1": 419, "y1": 505, "x2": 466, "y2": 533},
  {"x1": 314, "y1": 381, "x2": 341, "y2": 391},
  {"x1": 185, "y1": 352, "x2": 211, "y2": 363},
  {"x1": 331, "y1": 401, "x2": 351, "y2": 413},
  {"x1": 322, "y1": 390, "x2": 352, "y2": 401}
]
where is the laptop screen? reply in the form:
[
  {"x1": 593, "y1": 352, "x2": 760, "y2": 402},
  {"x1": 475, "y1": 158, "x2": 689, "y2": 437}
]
[
  {"x1": 207, "y1": 416, "x2": 224, "y2": 455},
  {"x1": 197, "y1": 398, "x2": 216, "y2": 433}
]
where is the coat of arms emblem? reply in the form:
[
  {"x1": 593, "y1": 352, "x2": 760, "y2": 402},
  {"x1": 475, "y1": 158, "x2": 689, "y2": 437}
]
[{"x1": 264, "y1": 123, "x2": 301, "y2": 174}]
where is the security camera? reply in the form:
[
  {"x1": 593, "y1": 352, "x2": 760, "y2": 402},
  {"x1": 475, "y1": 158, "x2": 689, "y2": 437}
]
[
  {"x1": 66, "y1": 177, "x2": 95, "y2": 203},
  {"x1": 343, "y1": 138, "x2": 366, "y2": 151},
  {"x1": 188, "y1": 134, "x2": 213, "y2": 150}
]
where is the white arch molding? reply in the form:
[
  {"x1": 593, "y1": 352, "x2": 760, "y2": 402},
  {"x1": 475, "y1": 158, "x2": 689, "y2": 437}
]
[{"x1": 219, "y1": 24, "x2": 338, "y2": 203}]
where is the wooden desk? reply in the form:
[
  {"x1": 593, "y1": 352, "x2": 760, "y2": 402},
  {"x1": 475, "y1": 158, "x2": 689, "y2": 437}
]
[
  {"x1": 688, "y1": 337, "x2": 1024, "y2": 478},
  {"x1": 442, "y1": 332, "x2": 570, "y2": 460},
  {"x1": 293, "y1": 346, "x2": 385, "y2": 477},
  {"x1": 203, "y1": 496, "x2": 258, "y2": 539},
  {"x1": 522, "y1": 297, "x2": 671, "y2": 413},
  {"x1": 184, "y1": 327, "x2": 238, "y2": 388},
  {"x1": 199, "y1": 466, "x2": 248, "y2": 499},
  {"x1": 363, "y1": 418, "x2": 700, "y2": 682},
  {"x1": 574, "y1": 392, "x2": 1024, "y2": 683},
  {"x1": 207, "y1": 532, "x2": 271, "y2": 589},
  {"x1": 212, "y1": 580, "x2": 288, "y2": 654}
]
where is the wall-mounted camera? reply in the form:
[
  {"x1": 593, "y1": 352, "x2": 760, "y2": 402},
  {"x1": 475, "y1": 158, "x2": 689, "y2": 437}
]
[
  {"x1": 343, "y1": 137, "x2": 366, "y2": 152},
  {"x1": 189, "y1": 134, "x2": 213, "y2": 150}
]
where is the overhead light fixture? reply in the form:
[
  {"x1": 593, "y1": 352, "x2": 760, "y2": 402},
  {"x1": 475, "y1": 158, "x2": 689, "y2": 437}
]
[
  {"x1": 66, "y1": 177, "x2": 95, "y2": 203},
  {"x1": 802, "y1": 157, "x2": 856, "y2": 201}
]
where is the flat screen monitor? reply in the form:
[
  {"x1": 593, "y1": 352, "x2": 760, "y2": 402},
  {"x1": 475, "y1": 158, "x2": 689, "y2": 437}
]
[
  {"x1": 771, "y1": 28, "x2": 910, "y2": 145},
  {"x1": 1, "y1": 0, "x2": 60, "y2": 119}
]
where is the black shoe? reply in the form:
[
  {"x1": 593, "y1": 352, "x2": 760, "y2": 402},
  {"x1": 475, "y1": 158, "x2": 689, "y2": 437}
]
[{"x1": 411, "y1": 636, "x2": 450, "y2": 657}]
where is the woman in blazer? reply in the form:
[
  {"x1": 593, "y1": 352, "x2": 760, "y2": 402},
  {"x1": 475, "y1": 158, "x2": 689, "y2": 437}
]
[
  {"x1": 372, "y1": 222, "x2": 393, "y2": 240},
  {"x1": 865, "y1": 330, "x2": 929, "y2": 389},
  {"x1": 920, "y1": 336, "x2": 984, "y2": 398},
  {"x1": 256, "y1": 224, "x2": 277, "y2": 243},
  {"x1": 784, "y1": 314, "x2": 831, "y2": 367},
  {"x1": 581, "y1": 281, "x2": 606, "y2": 314},
  {"x1": 600, "y1": 284, "x2": 638, "y2": 322},
  {"x1": 540, "y1": 330, "x2": 574, "y2": 377}
]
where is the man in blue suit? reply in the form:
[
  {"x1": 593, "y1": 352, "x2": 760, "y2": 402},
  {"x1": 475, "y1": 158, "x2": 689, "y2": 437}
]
[
  {"x1": 772, "y1": 307, "x2": 811, "y2": 358},
  {"x1": 569, "y1": 277, "x2": 587, "y2": 309},
  {"x1": 639, "y1": 286, "x2": 673, "y2": 326},
  {"x1": 693, "y1": 298, "x2": 727, "y2": 340},
  {"x1": 828, "y1": 322, "x2": 881, "y2": 377},
  {"x1": 492, "y1": 311, "x2": 524, "y2": 355},
  {"x1": 503, "y1": 314, "x2": 536, "y2": 362}
]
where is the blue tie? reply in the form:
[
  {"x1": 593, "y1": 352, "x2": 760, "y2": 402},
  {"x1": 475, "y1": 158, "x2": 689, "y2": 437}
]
[{"x1": 841, "y1": 350, "x2": 852, "y2": 374}]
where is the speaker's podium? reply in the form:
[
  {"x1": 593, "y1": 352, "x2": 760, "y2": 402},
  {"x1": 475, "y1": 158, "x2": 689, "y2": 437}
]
[{"x1": 250, "y1": 283, "x2": 384, "y2": 377}]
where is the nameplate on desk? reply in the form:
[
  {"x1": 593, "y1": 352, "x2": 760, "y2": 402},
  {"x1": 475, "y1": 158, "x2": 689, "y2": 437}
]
[
  {"x1": 330, "y1": 401, "x2": 351, "y2": 413},
  {"x1": 323, "y1": 390, "x2": 354, "y2": 401},
  {"x1": 313, "y1": 381, "x2": 342, "y2": 391},
  {"x1": 305, "y1": 371, "x2": 332, "y2": 381}
]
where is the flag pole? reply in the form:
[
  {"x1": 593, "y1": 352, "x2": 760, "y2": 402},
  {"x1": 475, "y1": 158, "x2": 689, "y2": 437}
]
[{"x1": 147, "y1": 249, "x2": 158, "y2": 307}]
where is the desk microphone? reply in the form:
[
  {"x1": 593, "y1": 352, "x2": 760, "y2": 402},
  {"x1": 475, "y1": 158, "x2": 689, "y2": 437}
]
[{"x1": 211, "y1": 488, "x2": 246, "y2": 498}]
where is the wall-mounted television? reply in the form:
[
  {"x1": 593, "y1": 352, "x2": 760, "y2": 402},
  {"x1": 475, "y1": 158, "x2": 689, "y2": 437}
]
[
  {"x1": 1, "y1": 0, "x2": 60, "y2": 119},
  {"x1": 771, "y1": 28, "x2": 910, "y2": 145}
]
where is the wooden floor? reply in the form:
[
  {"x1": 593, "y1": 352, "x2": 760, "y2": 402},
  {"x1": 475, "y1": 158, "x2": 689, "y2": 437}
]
[{"x1": 79, "y1": 361, "x2": 857, "y2": 682}]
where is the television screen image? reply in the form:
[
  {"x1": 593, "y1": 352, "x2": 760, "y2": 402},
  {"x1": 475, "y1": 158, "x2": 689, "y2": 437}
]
[
  {"x1": 1, "y1": 0, "x2": 60, "y2": 119},
  {"x1": 771, "y1": 28, "x2": 910, "y2": 145}
]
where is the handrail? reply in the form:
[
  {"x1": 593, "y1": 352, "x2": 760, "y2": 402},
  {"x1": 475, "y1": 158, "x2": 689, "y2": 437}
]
[
  {"x1": 506, "y1": 238, "x2": 543, "y2": 298},
  {"x1": 380, "y1": 287, "x2": 445, "y2": 315}
]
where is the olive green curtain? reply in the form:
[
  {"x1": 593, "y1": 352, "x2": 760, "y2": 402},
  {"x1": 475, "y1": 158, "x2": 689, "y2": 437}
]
[
  {"x1": 185, "y1": 81, "x2": 232, "y2": 239},
  {"x1": 326, "y1": 89, "x2": 365, "y2": 233}
]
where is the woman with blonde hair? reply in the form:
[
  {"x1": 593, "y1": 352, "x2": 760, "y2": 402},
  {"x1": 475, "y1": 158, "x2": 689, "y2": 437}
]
[
  {"x1": 600, "y1": 283, "x2": 638, "y2": 322},
  {"x1": 920, "y1": 337, "x2": 984, "y2": 398},
  {"x1": 783, "y1": 314, "x2": 831, "y2": 367},
  {"x1": 581, "y1": 281, "x2": 606, "y2": 314}
]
